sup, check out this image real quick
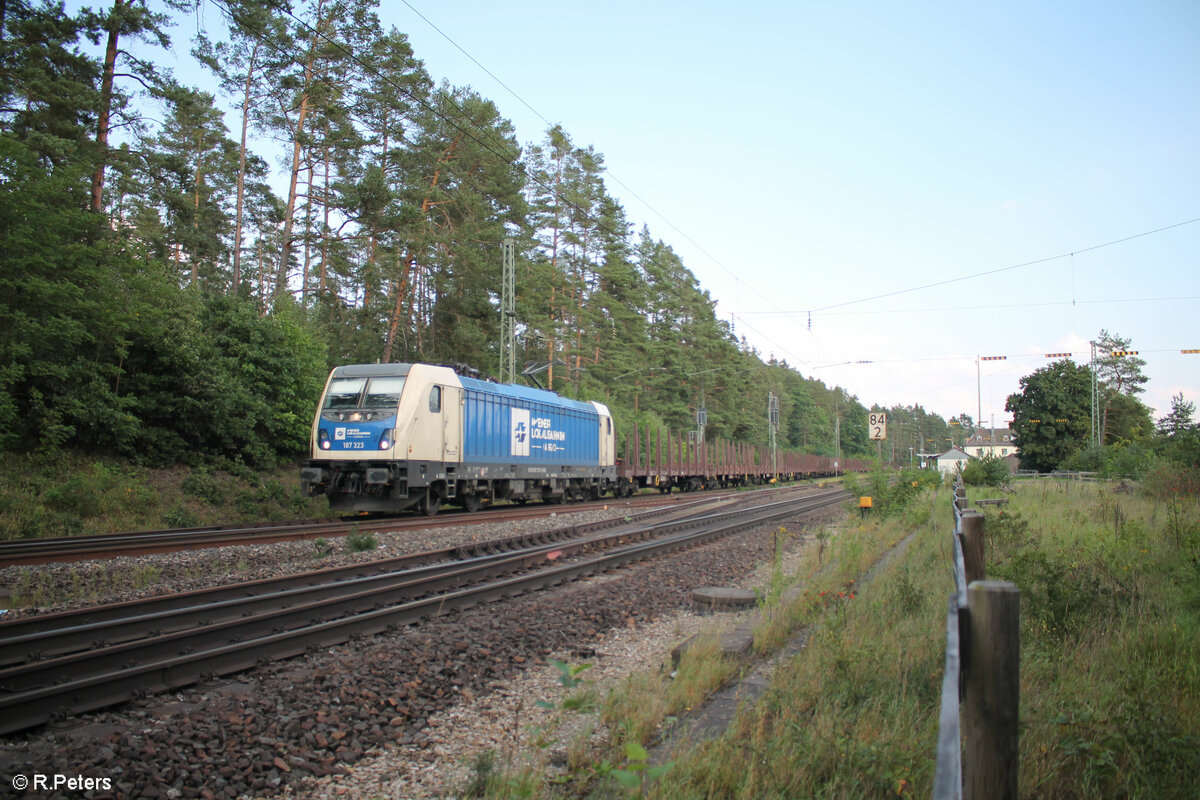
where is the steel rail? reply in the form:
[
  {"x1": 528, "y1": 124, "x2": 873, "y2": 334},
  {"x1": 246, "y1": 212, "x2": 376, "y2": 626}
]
[
  {"x1": 0, "y1": 485, "x2": 776, "y2": 567},
  {"x1": 0, "y1": 493, "x2": 733, "y2": 651},
  {"x1": 0, "y1": 489, "x2": 846, "y2": 735},
  {"x1": 0, "y1": 494, "x2": 729, "y2": 665}
]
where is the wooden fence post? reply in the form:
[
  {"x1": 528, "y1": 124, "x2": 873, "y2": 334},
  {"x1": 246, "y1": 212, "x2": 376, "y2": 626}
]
[
  {"x1": 960, "y1": 511, "x2": 986, "y2": 585},
  {"x1": 955, "y1": 480, "x2": 968, "y2": 517},
  {"x1": 964, "y1": 580, "x2": 1020, "y2": 800}
]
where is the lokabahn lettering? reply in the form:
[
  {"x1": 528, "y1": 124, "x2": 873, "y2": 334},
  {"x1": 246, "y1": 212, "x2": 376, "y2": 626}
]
[{"x1": 531, "y1": 427, "x2": 566, "y2": 442}]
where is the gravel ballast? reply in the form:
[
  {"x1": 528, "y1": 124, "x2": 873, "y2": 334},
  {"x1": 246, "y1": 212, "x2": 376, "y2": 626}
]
[{"x1": 1, "y1": 502, "x2": 843, "y2": 799}]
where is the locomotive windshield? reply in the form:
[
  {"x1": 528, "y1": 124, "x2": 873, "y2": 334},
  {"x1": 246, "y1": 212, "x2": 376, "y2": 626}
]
[
  {"x1": 364, "y1": 377, "x2": 405, "y2": 406},
  {"x1": 323, "y1": 378, "x2": 366, "y2": 409},
  {"x1": 322, "y1": 377, "x2": 406, "y2": 410}
]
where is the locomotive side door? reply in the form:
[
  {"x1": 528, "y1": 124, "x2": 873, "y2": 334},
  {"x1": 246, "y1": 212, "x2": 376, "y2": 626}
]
[{"x1": 441, "y1": 385, "x2": 463, "y2": 463}]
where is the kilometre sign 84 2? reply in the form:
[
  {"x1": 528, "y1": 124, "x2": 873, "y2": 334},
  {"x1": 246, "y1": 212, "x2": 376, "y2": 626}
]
[{"x1": 869, "y1": 412, "x2": 887, "y2": 440}]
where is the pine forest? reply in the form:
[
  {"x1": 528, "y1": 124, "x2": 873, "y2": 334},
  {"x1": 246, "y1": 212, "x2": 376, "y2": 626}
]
[{"x1": 0, "y1": 0, "x2": 960, "y2": 471}]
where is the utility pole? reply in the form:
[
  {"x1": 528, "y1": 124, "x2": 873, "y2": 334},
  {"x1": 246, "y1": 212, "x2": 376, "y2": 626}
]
[
  {"x1": 768, "y1": 392, "x2": 779, "y2": 478},
  {"x1": 1089, "y1": 341, "x2": 1100, "y2": 448},
  {"x1": 500, "y1": 238, "x2": 516, "y2": 384},
  {"x1": 977, "y1": 357, "x2": 982, "y2": 438},
  {"x1": 978, "y1": 355, "x2": 1007, "y2": 450}
]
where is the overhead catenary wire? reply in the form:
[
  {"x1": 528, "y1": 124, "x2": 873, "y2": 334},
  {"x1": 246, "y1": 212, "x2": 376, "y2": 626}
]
[
  {"x1": 206, "y1": 0, "x2": 819, "y2": 373},
  {"x1": 206, "y1": 0, "x2": 811, "y2": 356},
  {"x1": 209, "y1": 0, "x2": 813, "y2": 359},
  {"x1": 808, "y1": 216, "x2": 1200, "y2": 314},
  {"x1": 387, "y1": 1, "x2": 1200, "y2": 385},
  {"x1": 207, "y1": 1, "x2": 1196, "y2": 377},
  {"x1": 206, "y1": 0, "x2": 597, "y2": 252},
  {"x1": 390, "y1": 0, "x2": 814, "y2": 363},
  {"x1": 737, "y1": 294, "x2": 1200, "y2": 318}
]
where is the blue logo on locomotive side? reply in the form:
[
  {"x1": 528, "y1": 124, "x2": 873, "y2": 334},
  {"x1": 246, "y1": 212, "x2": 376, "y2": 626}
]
[{"x1": 511, "y1": 408, "x2": 531, "y2": 457}]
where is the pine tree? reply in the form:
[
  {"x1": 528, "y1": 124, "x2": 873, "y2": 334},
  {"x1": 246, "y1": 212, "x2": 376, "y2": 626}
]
[
  {"x1": 402, "y1": 84, "x2": 525, "y2": 368},
  {"x1": 1, "y1": 0, "x2": 101, "y2": 165},
  {"x1": 193, "y1": 0, "x2": 292, "y2": 291},
  {"x1": 83, "y1": 0, "x2": 174, "y2": 212},
  {"x1": 142, "y1": 85, "x2": 240, "y2": 284},
  {"x1": 349, "y1": 27, "x2": 428, "y2": 362},
  {"x1": 1157, "y1": 393, "x2": 1196, "y2": 437},
  {"x1": 269, "y1": 0, "x2": 380, "y2": 302},
  {"x1": 1093, "y1": 330, "x2": 1148, "y2": 445}
]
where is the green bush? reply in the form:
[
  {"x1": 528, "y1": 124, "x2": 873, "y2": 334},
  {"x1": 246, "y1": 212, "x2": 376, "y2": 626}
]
[
  {"x1": 0, "y1": 178, "x2": 326, "y2": 469},
  {"x1": 42, "y1": 476, "x2": 103, "y2": 518},
  {"x1": 1106, "y1": 441, "x2": 1153, "y2": 479},
  {"x1": 1064, "y1": 442, "x2": 1155, "y2": 480},
  {"x1": 163, "y1": 506, "x2": 199, "y2": 529},
  {"x1": 180, "y1": 469, "x2": 225, "y2": 504},
  {"x1": 850, "y1": 467, "x2": 940, "y2": 518},
  {"x1": 962, "y1": 454, "x2": 1009, "y2": 487}
]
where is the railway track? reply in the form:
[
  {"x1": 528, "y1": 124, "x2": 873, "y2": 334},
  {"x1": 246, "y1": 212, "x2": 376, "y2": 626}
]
[
  {"x1": 0, "y1": 486, "x2": 846, "y2": 736},
  {"x1": 0, "y1": 485, "x2": 779, "y2": 567}
]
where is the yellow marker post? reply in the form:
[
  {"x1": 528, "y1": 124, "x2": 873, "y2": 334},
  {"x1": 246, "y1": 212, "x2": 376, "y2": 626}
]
[{"x1": 859, "y1": 496, "x2": 872, "y2": 519}]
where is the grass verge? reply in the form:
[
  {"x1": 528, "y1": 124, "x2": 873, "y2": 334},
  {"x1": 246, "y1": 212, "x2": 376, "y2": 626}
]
[
  {"x1": 652, "y1": 476, "x2": 1200, "y2": 799},
  {"x1": 0, "y1": 451, "x2": 328, "y2": 540}
]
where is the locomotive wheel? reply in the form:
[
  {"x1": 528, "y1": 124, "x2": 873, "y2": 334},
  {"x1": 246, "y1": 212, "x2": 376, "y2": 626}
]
[
  {"x1": 420, "y1": 492, "x2": 442, "y2": 516},
  {"x1": 461, "y1": 493, "x2": 482, "y2": 513}
]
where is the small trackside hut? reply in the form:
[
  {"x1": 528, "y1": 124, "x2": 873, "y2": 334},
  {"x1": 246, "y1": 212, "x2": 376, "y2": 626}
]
[{"x1": 300, "y1": 363, "x2": 617, "y2": 514}]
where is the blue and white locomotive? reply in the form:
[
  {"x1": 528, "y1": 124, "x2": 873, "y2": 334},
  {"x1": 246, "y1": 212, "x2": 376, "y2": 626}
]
[{"x1": 300, "y1": 363, "x2": 618, "y2": 514}]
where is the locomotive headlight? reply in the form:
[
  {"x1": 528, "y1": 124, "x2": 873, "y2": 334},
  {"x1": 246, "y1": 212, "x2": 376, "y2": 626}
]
[
  {"x1": 318, "y1": 429, "x2": 332, "y2": 450},
  {"x1": 378, "y1": 429, "x2": 396, "y2": 450}
]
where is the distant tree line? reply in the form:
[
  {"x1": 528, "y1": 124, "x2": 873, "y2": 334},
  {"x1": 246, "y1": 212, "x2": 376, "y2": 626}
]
[{"x1": 1, "y1": 0, "x2": 879, "y2": 466}]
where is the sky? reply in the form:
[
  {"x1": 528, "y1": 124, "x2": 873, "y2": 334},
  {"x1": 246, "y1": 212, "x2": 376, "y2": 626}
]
[{"x1": 160, "y1": 1, "x2": 1200, "y2": 427}]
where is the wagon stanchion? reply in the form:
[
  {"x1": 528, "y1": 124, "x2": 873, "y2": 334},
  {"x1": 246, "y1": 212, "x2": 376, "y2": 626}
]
[
  {"x1": 645, "y1": 426, "x2": 652, "y2": 483},
  {"x1": 656, "y1": 428, "x2": 662, "y2": 485},
  {"x1": 631, "y1": 422, "x2": 638, "y2": 472}
]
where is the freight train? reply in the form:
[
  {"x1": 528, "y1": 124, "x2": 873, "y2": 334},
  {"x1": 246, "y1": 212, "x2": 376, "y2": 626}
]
[{"x1": 299, "y1": 362, "x2": 865, "y2": 514}]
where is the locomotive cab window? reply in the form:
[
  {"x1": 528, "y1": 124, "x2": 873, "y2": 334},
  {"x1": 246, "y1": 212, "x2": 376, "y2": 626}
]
[
  {"x1": 323, "y1": 378, "x2": 366, "y2": 409},
  {"x1": 429, "y1": 385, "x2": 442, "y2": 413},
  {"x1": 364, "y1": 377, "x2": 405, "y2": 407},
  {"x1": 324, "y1": 377, "x2": 406, "y2": 409}
]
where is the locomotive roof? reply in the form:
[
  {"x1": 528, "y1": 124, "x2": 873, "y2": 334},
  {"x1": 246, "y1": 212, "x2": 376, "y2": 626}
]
[
  {"x1": 330, "y1": 363, "x2": 414, "y2": 378},
  {"x1": 459, "y1": 375, "x2": 600, "y2": 414},
  {"x1": 327, "y1": 364, "x2": 605, "y2": 416}
]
